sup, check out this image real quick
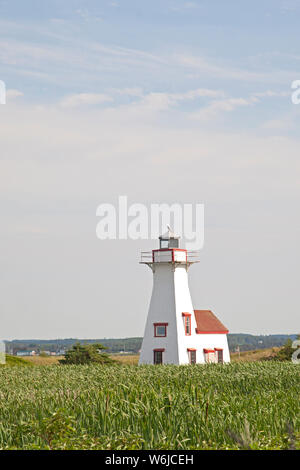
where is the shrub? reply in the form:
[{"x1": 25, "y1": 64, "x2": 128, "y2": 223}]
[
  {"x1": 273, "y1": 338, "x2": 296, "y2": 361},
  {"x1": 59, "y1": 342, "x2": 113, "y2": 365}
]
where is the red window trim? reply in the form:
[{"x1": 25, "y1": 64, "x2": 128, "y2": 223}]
[
  {"x1": 153, "y1": 323, "x2": 168, "y2": 337},
  {"x1": 152, "y1": 249, "x2": 187, "y2": 253},
  {"x1": 182, "y1": 312, "x2": 191, "y2": 336},
  {"x1": 215, "y1": 348, "x2": 224, "y2": 363},
  {"x1": 203, "y1": 349, "x2": 215, "y2": 354},
  {"x1": 188, "y1": 348, "x2": 197, "y2": 364},
  {"x1": 153, "y1": 348, "x2": 164, "y2": 365},
  {"x1": 152, "y1": 248, "x2": 187, "y2": 263}
]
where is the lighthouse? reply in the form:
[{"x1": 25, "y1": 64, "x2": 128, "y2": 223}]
[{"x1": 139, "y1": 228, "x2": 230, "y2": 365}]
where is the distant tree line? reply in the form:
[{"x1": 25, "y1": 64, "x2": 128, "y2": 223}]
[{"x1": 4, "y1": 334, "x2": 298, "y2": 355}]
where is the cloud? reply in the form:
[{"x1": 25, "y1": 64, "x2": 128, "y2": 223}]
[
  {"x1": 174, "y1": 54, "x2": 270, "y2": 82},
  {"x1": 174, "y1": 54, "x2": 298, "y2": 84},
  {"x1": 0, "y1": 34, "x2": 166, "y2": 92},
  {"x1": 189, "y1": 90, "x2": 290, "y2": 120},
  {"x1": 261, "y1": 117, "x2": 295, "y2": 131},
  {"x1": 169, "y1": 1, "x2": 199, "y2": 11},
  {"x1": 169, "y1": 88, "x2": 225, "y2": 101},
  {"x1": 57, "y1": 87, "x2": 225, "y2": 113},
  {"x1": 251, "y1": 90, "x2": 290, "y2": 99},
  {"x1": 190, "y1": 97, "x2": 254, "y2": 120},
  {"x1": 1, "y1": 99, "x2": 299, "y2": 338},
  {"x1": 127, "y1": 88, "x2": 225, "y2": 112},
  {"x1": 1, "y1": 99, "x2": 299, "y2": 201},
  {"x1": 0, "y1": 20, "x2": 296, "y2": 104},
  {"x1": 59, "y1": 93, "x2": 113, "y2": 108},
  {"x1": 6, "y1": 89, "x2": 24, "y2": 100},
  {"x1": 110, "y1": 87, "x2": 144, "y2": 97},
  {"x1": 75, "y1": 8, "x2": 103, "y2": 22},
  {"x1": 53, "y1": 85, "x2": 292, "y2": 120}
]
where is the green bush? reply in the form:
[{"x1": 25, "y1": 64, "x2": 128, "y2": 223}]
[
  {"x1": 59, "y1": 342, "x2": 113, "y2": 365},
  {"x1": 274, "y1": 336, "x2": 300, "y2": 361}
]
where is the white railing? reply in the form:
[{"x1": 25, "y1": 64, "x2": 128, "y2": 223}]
[
  {"x1": 140, "y1": 250, "x2": 201, "y2": 263},
  {"x1": 140, "y1": 251, "x2": 153, "y2": 263},
  {"x1": 187, "y1": 250, "x2": 201, "y2": 263}
]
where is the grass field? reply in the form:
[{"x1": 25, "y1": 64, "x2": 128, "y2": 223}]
[
  {"x1": 12, "y1": 348, "x2": 281, "y2": 367},
  {"x1": 113, "y1": 349, "x2": 282, "y2": 364},
  {"x1": 230, "y1": 347, "x2": 281, "y2": 362},
  {"x1": 1, "y1": 355, "x2": 33, "y2": 367},
  {"x1": 0, "y1": 361, "x2": 299, "y2": 450},
  {"x1": 24, "y1": 354, "x2": 139, "y2": 365},
  {"x1": 24, "y1": 355, "x2": 64, "y2": 365}
]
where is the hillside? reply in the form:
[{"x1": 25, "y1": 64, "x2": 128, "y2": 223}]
[
  {"x1": 0, "y1": 355, "x2": 33, "y2": 367},
  {"x1": 5, "y1": 334, "x2": 297, "y2": 355},
  {"x1": 230, "y1": 347, "x2": 281, "y2": 362}
]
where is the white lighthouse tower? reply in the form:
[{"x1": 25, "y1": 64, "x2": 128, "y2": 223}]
[{"x1": 139, "y1": 228, "x2": 230, "y2": 365}]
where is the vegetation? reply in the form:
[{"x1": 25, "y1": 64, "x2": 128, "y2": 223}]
[
  {"x1": 230, "y1": 347, "x2": 280, "y2": 362},
  {"x1": 25, "y1": 356, "x2": 63, "y2": 366},
  {"x1": 39, "y1": 351, "x2": 49, "y2": 358},
  {"x1": 0, "y1": 355, "x2": 33, "y2": 367},
  {"x1": 0, "y1": 362, "x2": 299, "y2": 450},
  {"x1": 227, "y1": 333, "x2": 297, "y2": 352},
  {"x1": 272, "y1": 337, "x2": 300, "y2": 362},
  {"x1": 5, "y1": 334, "x2": 297, "y2": 355},
  {"x1": 59, "y1": 342, "x2": 113, "y2": 365}
]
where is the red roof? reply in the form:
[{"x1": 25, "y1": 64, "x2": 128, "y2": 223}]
[{"x1": 194, "y1": 310, "x2": 229, "y2": 334}]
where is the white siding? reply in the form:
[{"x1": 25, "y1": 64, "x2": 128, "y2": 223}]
[
  {"x1": 139, "y1": 256, "x2": 230, "y2": 365},
  {"x1": 153, "y1": 251, "x2": 172, "y2": 263}
]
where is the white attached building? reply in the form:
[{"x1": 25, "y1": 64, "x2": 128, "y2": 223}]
[{"x1": 139, "y1": 229, "x2": 230, "y2": 365}]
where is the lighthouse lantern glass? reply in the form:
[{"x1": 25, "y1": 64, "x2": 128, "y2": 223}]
[
  {"x1": 159, "y1": 238, "x2": 179, "y2": 249},
  {"x1": 169, "y1": 238, "x2": 179, "y2": 248},
  {"x1": 160, "y1": 239, "x2": 169, "y2": 249}
]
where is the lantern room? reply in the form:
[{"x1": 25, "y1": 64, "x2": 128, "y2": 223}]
[{"x1": 159, "y1": 226, "x2": 180, "y2": 249}]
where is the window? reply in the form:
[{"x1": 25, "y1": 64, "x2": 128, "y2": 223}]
[
  {"x1": 185, "y1": 316, "x2": 191, "y2": 335},
  {"x1": 188, "y1": 349, "x2": 196, "y2": 364},
  {"x1": 182, "y1": 313, "x2": 191, "y2": 335},
  {"x1": 159, "y1": 239, "x2": 179, "y2": 249},
  {"x1": 154, "y1": 323, "x2": 168, "y2": 337},
  {"x1": 215, "y1": 348, "x2": 223, "y2": 364},
  {"x1": 160, "y1": 240, "x2": 169, "y2": 249},
  {"x1": 203, "y1": 349, "x2": 216, "y2": 364},
  {"x1": 153, "y1": 349, "x2": 164, "y2": 364},
  {"x1": 169, "y1": 238, "x2": 179, "y2": 248}
]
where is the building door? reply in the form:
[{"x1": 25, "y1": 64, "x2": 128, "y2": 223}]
[
  {"x1": 153, "y1": 349, "x2": 163, "y2": 364},
  {"x1": 189, "y1": 350, "x2": 196, "y2": 364},
  {"x1": 216, "y1": 349, "x2": 223, "y2": 364}
]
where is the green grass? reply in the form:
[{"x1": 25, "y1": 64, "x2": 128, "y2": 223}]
[
  {"x1": 0, "y1": 362, "x2": 299, "y2": 450},
  {"x1": 0, "y1": 355, "x2": 33, "y2": 367}
]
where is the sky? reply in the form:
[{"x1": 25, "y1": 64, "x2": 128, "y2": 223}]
[{"x1": 0, "y1": 0, "x2": 299, "y2": 339}]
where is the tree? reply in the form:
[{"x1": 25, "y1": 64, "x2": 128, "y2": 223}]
[
  {"x1": 39, "y1": 351, "x2": 48, "y2": 357},
  {"x1": 59, "y1": 342, "x2": 113, "y2": 365},
  {"x1": 274, "y1": 338, "x2": 298, "y2": 362}
]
